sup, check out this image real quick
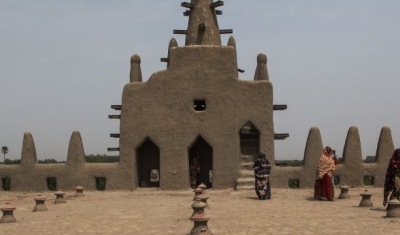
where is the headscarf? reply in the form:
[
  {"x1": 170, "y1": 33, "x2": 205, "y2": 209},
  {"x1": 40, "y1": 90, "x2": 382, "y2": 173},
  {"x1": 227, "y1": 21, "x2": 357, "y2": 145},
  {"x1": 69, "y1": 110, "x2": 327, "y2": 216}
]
[
  {"x1": 384, "y1": 148, "x2": 400, "y2": 199},
  {"x1": 316, "y1": 146, "x2": 336, "y2": 179},
  {"x1": 258, "y1": 152, "x2": 266, "y2": 158}
]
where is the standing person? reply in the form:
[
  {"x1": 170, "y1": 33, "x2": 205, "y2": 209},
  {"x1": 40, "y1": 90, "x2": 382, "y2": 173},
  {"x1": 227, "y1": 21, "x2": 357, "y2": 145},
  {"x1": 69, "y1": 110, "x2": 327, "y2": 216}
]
[
  {"x1": 331, "y1": 150, "x2": 339, "y2": 195},
  {"x1": 253, "y1": 152, "x2": 271, "y2": 200},
  {"x1": 190, "y1": 153, "x2": 201, "y2": 189},
  {"x1": 314, "y1": 146, "x2": 336, "y2": 201},
  {"x1": 332, "y1": 150, "x2": 339, "y2": 165},
  {"x1": 383, "y1": 148, "x2": 400, "y2": 207}
]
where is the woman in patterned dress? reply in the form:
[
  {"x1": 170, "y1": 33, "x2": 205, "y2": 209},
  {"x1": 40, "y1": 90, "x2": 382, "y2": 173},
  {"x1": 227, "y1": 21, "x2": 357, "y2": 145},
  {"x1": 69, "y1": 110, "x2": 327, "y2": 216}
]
[
  {"x1": 253, "y1": 152, "x2": 271, "y2": 200},
  {"x1": 314, "y1": 146, "x2": 336, "y2": 201},
  {"x1": 383, "y1": 148, "x2": 400, "y2": 207}
]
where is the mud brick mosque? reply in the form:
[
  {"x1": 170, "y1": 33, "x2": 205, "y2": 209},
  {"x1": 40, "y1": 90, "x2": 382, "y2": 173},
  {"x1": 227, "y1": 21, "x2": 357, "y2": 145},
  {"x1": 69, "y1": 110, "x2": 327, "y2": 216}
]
[{"x1": 0, "y1": 0, "x2": 395, "y2": 191}]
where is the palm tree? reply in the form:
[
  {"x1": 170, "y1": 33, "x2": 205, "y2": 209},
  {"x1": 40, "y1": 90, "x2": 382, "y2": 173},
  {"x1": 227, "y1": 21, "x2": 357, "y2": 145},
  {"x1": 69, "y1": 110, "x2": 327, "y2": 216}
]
[{"x1": 1, "y1": 146, "x2": 9, "y2": 164}]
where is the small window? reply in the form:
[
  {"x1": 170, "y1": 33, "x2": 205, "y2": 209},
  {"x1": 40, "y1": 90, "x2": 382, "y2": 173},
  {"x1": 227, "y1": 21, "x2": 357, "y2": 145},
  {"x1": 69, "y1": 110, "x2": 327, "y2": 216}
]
[
  {"x1": 47, "y1": 177, "x2": 57, "y2": 191},
  {"x1": 2, "y1": 177, "x2": 11, "y2": 191},
  {"x1": 363, "y1": 175, "x2": 374, "y2": 185},
  {"x1": 194, "y1": 100, "x2": 206, "y2": 111},
  {"x1": 96, "y1": 177, "x2": 106, "y2": 191},
  {"x1": 288, "y1": 179, "x2": 300, "y2": 188}
]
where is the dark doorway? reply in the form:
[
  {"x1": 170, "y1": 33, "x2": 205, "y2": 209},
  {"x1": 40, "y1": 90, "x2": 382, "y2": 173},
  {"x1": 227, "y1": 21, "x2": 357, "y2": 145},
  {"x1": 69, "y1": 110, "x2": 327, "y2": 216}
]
[
  {"x1": 189, "y1": 136, "x2": 213, "y2": 189},
  {"x1": 137, "y1": 138, "x2": 160, "y2": 187},
  {"x1": 239, "y1": 122, "x2": 260, "y2": 156}
]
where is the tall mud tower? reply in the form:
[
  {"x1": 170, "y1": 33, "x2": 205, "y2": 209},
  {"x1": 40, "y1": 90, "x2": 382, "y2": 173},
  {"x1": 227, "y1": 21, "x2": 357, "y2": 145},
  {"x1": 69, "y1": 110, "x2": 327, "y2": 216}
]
[{"x1": 110, "y1": 0, "x2": 287, "y2": 190}]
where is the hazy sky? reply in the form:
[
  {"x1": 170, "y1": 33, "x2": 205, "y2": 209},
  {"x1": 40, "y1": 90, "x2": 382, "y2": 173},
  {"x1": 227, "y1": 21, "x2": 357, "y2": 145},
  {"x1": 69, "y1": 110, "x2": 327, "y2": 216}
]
[{"x1": 1, "y1": 0, "x2": 399, "y2": 161}]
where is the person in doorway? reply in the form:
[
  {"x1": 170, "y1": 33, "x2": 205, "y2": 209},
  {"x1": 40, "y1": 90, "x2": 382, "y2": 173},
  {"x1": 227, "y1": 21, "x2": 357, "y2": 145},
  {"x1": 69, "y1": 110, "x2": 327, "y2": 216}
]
[
  {"x1": 314, "y1": 146, "x2": 336, "y2": 201},
  {"x1": 190, "y1": 153, "x2": 201, "y2": 189},
  {"x1": 383, "y1": 148, "x2": 400, "y2": 207},
  {"x1": 253, "y1": 152, "x2": 271, "y2": 200}
]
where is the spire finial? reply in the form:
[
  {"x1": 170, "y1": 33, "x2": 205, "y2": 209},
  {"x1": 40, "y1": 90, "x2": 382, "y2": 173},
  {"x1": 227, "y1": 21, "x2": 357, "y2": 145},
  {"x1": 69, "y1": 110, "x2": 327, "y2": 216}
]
[
  {"x1": 183, "y1": 0, "x2": 222, "y2": 45},
  {"x1": 254, "y1": 53, "x2": 269, "y2": 81},
  {"x1": 130, "y1": 54, "x2": 142, "y2": 83}
]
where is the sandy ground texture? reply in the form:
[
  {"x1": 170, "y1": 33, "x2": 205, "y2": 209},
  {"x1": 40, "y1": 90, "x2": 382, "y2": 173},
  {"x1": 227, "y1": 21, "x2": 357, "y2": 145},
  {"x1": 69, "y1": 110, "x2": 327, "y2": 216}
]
[{"x1": 0, "y1": 187, "x2": 399, "y2": 235}]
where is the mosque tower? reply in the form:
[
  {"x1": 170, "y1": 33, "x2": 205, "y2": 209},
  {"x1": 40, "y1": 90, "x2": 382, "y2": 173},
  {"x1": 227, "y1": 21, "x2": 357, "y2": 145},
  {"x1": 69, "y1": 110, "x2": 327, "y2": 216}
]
[{"x1": 109, "y1": 0, "x2": 287, "y2": 190}]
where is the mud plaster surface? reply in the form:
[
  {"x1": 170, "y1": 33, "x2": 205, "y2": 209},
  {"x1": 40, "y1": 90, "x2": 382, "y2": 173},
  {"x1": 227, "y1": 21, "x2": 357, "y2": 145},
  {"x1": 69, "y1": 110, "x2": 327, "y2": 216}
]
[{"x1": 0, "y1": 187, "x2": 398, "y2": 235}]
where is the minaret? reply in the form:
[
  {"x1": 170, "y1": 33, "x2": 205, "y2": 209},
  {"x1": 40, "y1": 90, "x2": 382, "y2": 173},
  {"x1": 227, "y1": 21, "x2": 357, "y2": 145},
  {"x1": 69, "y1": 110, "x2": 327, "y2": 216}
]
[{"x1": 176, "y1": 0, "x2": 231, "y2": 46}]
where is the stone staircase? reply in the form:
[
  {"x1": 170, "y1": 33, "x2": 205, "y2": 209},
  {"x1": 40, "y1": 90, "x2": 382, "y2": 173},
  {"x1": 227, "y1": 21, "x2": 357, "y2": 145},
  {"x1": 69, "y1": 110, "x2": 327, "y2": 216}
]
[{"x1": 235, "y1": 154, "x2": 256, "y2": 191}]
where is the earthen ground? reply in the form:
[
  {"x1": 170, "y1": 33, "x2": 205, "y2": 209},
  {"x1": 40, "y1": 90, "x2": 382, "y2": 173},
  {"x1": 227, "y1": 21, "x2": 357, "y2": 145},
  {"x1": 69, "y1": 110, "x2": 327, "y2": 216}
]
[{"x1": 0, "y1": 187, "x2": 398, "y2": 234}]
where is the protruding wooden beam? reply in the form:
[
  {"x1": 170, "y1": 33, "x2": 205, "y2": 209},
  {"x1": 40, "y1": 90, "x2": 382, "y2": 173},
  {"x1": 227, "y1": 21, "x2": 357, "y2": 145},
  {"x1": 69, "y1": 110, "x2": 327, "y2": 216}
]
[
  {"x1": 183, "y1": 10, "x2": 190, "y2": 16},
  {"x1": 108, "y1": 115, "x2": 121, "y2": 119},
  {"x1": 220, "y1": 29, "x2": 233, "y2": 34},
  {"x1": 107, "y1": 147, "x2": 120, "y2": 152},
  {"x1": 273, "y1": 105, "x2": 287, "y2": 111},
  {"x1": 181, "y1": 2, "x2": 195, "y2": 8},
  {"x1": 111, "y1": 105, "x2": 121, "y2": 110},
  {"x1": 210, "y1": 1, "x2": 224, "y2": 8},
  {"x1": 110, "y1": 134, "x2": 120, "y2": 138},
  {"x1": 173, "y1": 30, "x2": 187, "y2": 34},
  {"x1": 274, "y1": 133, "x2": 289, "y2": 140},
  {"x1": 216, "y1": 10, "x2": 222, "y2": 15},
  {"x1": 238, "y1": 69, "x2": 245, "y2": 73},
  {"x1": 160, "y1": 58, "x2": 169, "y2": 62}
]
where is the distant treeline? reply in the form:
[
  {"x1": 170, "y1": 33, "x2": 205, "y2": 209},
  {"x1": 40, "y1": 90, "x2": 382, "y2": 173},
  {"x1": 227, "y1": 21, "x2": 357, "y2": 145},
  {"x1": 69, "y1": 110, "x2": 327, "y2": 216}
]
[
  {"x1": 2, "y1": 154, "x2": 120, "y2": 164},
  {"x1": 276, "y1": 158, "x2": 346, "y2": 167},
  {"x1": 275, "y1": 160, "x2": 304, "y2": 167}
]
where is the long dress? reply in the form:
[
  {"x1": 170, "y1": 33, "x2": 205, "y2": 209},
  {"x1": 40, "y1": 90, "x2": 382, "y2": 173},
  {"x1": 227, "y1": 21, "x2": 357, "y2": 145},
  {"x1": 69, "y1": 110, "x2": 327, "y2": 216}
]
[
  {"x1": 253, "y1": 157, "x2": 271, "y2": 200},
  {"x1": 314, "y1": 154, "x2": 335, "y2": 200},
  {"x1": 190, "y1": 157, "x2": 201, "y2": 189}
]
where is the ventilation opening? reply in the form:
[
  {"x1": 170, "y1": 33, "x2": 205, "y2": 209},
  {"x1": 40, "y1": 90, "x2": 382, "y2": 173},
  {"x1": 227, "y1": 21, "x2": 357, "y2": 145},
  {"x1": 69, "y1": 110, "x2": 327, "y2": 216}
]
[
  {"x1": 47, "y1": 177, "x2": 57, "y2": 191},
  {"x1": 334, "y1": 175, "x2": 340, "y2": 186},
  {"x1": 96, "y1": 177, "x2": 106, "y2": 190},
  {"x1": 288, "y1": 179, "x2": 300, "y2": 188},
  {"x1": 363, "y1": 175, "x2": 374, "y2": 186},
  {"x1": 194, "y1": 100, "x2": 206, "y2": 111},
  {"x1": 2, "y1": 177, "x2": 11, "y2": 191}
]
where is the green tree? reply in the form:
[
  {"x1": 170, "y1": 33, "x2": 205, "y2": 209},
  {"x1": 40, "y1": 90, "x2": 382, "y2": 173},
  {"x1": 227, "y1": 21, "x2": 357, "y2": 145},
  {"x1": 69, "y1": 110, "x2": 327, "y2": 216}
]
[
  {"x1": 86, "y1": 154, "x2": 119, "y2": 163},
  {"x1": 1, "y1": 146, "x2": 9, "y2": 164},
  {"x1": 38, "y1": 159, "x2": 58, "y2": 164},
  {"x1": 5, "y1": 158, "x2": 20, "y2": 164}
]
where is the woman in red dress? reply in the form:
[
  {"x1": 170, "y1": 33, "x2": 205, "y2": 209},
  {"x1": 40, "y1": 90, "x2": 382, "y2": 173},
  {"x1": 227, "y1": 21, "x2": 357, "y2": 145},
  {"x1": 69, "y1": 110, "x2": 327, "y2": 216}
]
[{"x1": 314, "y1": 146, "x2": 336, "y2": 201}]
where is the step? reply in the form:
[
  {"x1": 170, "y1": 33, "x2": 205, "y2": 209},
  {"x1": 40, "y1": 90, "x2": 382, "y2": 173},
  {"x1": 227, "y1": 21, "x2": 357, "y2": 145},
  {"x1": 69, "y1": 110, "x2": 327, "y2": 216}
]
[
  {"x1": 238, "y1": 170, "x2": 254, "y2": 178},
  {"x1": 240, "y1": 155, "x2": 255, "y2": 163},
  {"x1": 234, "y1": 185, "x2": 254, "y2": 191},
  {"x1": 236, "y1": 177, "x2": 254, "y2": 184},
  {"x1": 235, "y1": 178, "x2": 254, "y2": 190},
  {"x1": 241, "y1": 162, "x2": 254, "y2": 171}
]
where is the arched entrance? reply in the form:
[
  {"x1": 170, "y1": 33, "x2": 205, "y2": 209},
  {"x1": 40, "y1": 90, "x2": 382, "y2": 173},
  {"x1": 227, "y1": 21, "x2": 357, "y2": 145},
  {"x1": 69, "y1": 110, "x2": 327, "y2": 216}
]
[
  {"x1": 136, "y1": 138, "x2": 160, "y2": 187},
  {"x1": 188, "y1": 136, "x2": 213, "y2": 189},
  {"x1": 239, "y1": 121, "x2": 260, "y2": 158}
]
